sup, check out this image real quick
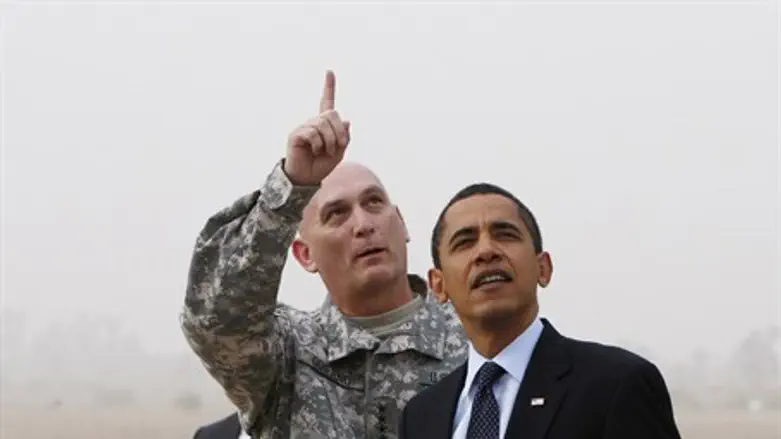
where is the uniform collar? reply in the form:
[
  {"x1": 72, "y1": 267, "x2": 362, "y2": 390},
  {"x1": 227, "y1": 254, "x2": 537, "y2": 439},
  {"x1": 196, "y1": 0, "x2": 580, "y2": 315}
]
[{"x1": 318, "y1": 274, "x2": 449, "y2": 363}]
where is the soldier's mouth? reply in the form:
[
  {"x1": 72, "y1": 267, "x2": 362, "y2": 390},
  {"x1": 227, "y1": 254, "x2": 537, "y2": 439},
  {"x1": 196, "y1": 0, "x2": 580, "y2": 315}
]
[{"x1": 355, "y1": 247, "x2": 387, "y2": 259}]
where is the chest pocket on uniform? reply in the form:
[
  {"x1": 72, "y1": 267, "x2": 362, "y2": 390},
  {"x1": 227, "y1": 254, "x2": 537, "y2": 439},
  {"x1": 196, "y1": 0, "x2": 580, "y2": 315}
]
[{"x1": 296, "y1": 345, "x2": 364, "y2": 391}]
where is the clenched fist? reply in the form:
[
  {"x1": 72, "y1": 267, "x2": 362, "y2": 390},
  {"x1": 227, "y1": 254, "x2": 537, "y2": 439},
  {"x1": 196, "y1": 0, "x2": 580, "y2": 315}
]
[{"x1": 284, "y1": 70, "x2": 351, "y2": 186}]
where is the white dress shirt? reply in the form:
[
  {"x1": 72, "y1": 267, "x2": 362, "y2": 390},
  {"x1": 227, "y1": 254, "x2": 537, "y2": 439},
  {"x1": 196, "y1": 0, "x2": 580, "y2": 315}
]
[
  {"x1": 451, "y1": 316, "x2": 544, "y2": 439},
  {"x1": 235, "y1": 412, "x2": 251, "y2": 439}
]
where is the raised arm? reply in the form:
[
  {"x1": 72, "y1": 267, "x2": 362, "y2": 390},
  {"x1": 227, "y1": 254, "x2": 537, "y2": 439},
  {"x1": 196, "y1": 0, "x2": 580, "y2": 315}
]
[
  {"x1": 180, "y1": 160, "x2": 316, "y2": 424},
  {"x1": 179, "y1": 70, "x2": 351, "y2": 435}
]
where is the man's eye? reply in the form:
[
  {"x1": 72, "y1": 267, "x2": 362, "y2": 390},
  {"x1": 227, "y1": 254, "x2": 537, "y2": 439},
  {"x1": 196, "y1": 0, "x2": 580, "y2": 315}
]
[
  {"x1": 324, "y1": 208, "x2": 347, "y2": 222},
  {"x1": 363, "y1": 196, "x2": 385, "y2": 211},
  {"x1": 452, "y1": 239, "x2": 471, "y2": 249}
]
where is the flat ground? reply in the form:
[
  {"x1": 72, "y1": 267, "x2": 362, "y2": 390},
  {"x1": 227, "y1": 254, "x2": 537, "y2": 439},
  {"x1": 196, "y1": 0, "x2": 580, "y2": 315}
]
[{"x1": 1, "y1": 407, "x2": 779, "y2": 438}]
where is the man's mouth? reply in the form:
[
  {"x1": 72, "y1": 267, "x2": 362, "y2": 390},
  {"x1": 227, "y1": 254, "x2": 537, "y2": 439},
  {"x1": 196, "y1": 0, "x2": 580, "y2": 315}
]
[
  {"x1": 355, "y1": 246, "x2": 386, "y2": 259},
  {"x1": 471, "y1": 269, "x2": 513, "y2": 289}
]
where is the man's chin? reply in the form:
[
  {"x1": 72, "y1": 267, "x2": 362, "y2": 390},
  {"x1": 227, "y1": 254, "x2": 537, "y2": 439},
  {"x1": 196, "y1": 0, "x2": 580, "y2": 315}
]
[
  {"x1": 472, "y1": 302, "x2": 523, "y2": 329},
  {"x1": 355, "y1": 264, "x2": 398, "y2": 289}
]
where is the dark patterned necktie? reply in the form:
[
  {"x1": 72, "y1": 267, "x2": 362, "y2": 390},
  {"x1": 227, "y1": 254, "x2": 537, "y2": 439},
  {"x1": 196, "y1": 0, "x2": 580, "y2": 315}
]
[{"x1": 466, "y1": 361, "x2": 506, "y2": 439}]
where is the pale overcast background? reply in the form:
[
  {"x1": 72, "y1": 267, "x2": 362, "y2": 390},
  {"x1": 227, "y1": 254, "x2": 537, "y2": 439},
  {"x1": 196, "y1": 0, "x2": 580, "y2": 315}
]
[{"x1": 2, "y1": 0, "x2": 778, "y2": 388}]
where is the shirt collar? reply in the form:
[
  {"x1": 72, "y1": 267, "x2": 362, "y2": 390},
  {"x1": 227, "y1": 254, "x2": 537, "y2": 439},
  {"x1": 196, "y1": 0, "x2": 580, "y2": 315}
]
[
  {"x1": 236, "y1": 411, "x2": 250, "y2": 439},
  {"x1": 463, "y1": 315, "x2": 544, "y2": 392}
]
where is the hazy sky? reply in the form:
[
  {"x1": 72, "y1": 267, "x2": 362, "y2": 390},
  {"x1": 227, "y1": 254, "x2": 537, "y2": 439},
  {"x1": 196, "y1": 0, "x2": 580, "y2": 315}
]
[{"x1": 2, "y1": 2, "x2": 778, "y2": 364}]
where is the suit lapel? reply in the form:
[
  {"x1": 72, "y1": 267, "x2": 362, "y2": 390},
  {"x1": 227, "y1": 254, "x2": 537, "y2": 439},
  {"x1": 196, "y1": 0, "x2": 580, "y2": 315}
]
[
  {"x1": 505, "y1": 319, "x2": 572, "y2": 439},
  {"x1": 419, "y1": 363, "x2": 467, "y2": 439}
]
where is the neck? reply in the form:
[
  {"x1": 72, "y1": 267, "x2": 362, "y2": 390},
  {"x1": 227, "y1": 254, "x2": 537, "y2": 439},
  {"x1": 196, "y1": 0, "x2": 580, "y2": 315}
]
[
  {"x1": 467, "y1": 304, "x2": 539, "y2": 359},
  {"x1": 336, "y1": 274, "x2": 415, "y2": 317}
]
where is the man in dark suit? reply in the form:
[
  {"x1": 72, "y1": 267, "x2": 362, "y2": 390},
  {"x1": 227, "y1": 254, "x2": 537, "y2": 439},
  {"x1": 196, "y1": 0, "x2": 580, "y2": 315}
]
[
  {"x1": 398, "y1": 183, "x2": 681, "y2": 439},
  {"x1": 192, "y1": 413, "x2": 243, "y2": 439}
]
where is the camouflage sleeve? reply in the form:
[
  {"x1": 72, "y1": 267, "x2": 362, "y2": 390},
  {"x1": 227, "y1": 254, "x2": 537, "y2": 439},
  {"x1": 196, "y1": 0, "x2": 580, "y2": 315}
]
[{"x1": 179, "y1": 159, "x2": 319, "y2": 433}]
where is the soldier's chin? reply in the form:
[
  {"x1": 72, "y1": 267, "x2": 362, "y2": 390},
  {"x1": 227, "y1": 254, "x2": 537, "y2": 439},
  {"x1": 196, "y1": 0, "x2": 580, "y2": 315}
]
[{"x1": 356, "y1": 263, "x2": 396, "y2": 288}]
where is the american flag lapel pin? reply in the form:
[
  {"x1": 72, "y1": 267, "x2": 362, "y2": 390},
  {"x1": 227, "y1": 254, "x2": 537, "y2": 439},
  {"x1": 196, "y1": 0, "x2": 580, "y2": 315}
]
[{"x1": 530, "y1": 397, "x2": 545, "y2": 406}]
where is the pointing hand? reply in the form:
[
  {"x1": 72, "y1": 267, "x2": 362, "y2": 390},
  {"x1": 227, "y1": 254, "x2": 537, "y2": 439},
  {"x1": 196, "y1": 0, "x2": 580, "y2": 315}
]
[{"x1": 284, "y1": 70, "x2": 351, "y2": 186}]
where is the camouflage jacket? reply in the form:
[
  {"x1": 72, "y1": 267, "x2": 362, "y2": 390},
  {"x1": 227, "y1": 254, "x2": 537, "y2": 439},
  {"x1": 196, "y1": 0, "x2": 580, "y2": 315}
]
[{"x1": 180, "y1": 160, "x2": 468, "y2": 439}]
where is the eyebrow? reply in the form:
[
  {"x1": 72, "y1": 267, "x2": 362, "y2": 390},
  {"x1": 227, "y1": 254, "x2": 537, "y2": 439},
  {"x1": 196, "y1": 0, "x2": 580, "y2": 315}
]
[
  {"x1": 319, "y1": 199, "x2": 347, "y2": 217},
  {"x1": 492, "y1": 221, "x2": 523, "y2": 234},
  {"x1": 447, "y1": 220, "x2": 523, "y2": 247}
]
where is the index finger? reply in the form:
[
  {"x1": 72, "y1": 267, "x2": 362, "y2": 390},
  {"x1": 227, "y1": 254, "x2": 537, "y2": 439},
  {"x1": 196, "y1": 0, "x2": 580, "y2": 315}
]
[{"x1": 319, "y1": 70, "x2": 336, "y2": 114}]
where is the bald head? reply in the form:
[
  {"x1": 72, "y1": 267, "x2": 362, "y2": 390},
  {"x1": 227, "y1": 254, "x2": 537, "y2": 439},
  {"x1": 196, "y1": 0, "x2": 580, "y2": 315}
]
[
  {"x1": 301, "y1": 162, "x2": 388, "y2": 235},
  {"x1": 290, "y1": 160, "x2": 410, "y2": 310},
  {"x1": 323, "y1": 161, "x2": 385, "y2": 191}
]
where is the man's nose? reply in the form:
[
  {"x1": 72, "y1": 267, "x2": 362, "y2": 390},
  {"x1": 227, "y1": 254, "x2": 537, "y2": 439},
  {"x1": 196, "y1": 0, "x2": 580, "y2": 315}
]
[
  {"x1": 474, "y1": 237, "x2": 500, "y2": 264},
  {"x1": 353, "y1": 209, "x2": 376, "y2": 238}
]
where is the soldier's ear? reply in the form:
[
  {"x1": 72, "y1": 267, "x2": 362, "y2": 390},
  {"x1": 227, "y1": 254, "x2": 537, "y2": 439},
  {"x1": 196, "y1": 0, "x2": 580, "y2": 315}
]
[
  {"x1": 428, "y1": 268, "x2": 448, "y2": 304},
  {"x1": 292, "y1": 238, "x2": 318, "y2": 273},
  {"x1": 395, "y1": 206, "x2": 410, "y2": 243}
]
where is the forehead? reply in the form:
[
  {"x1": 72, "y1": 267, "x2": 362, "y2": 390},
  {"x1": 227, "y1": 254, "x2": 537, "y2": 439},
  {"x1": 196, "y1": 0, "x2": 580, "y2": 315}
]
[
  {"x1": 314, "y1": 165, "x2": 386, "y2": 209},
  {"x1": 442, "y1": 194, "x2": 523, "y2": 234}
]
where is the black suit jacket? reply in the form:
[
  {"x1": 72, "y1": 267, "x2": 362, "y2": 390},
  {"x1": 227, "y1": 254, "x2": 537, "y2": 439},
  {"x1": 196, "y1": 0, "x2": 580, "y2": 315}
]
[
  {"x1": 193, "y1": 413, "x2": 242, "y2": 439},
  {"x1": 399, "y1": 319, "x2": 681, "y2": 439}
]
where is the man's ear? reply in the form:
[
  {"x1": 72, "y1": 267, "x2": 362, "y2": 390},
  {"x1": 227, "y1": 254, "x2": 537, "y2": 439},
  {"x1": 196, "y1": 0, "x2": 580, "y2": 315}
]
[
  {"x1": 428, "y1": 268, "x2": 448, "y2": 304},
  {"x1": 292, "y1": 238, "x2": 318, "y2": 273},
  {"x1": 395, "y1": 206, "x2": 410, "y2": 243},
  {"x1": 537, "y1": 251, "x2": 553, "y2": 288}
]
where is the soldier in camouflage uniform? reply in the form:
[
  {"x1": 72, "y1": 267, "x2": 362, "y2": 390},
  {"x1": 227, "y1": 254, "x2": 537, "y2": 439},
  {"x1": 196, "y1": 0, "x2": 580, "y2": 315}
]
[{"x1": 180, "y1": 71, "x2": 468, "y2": 439}]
